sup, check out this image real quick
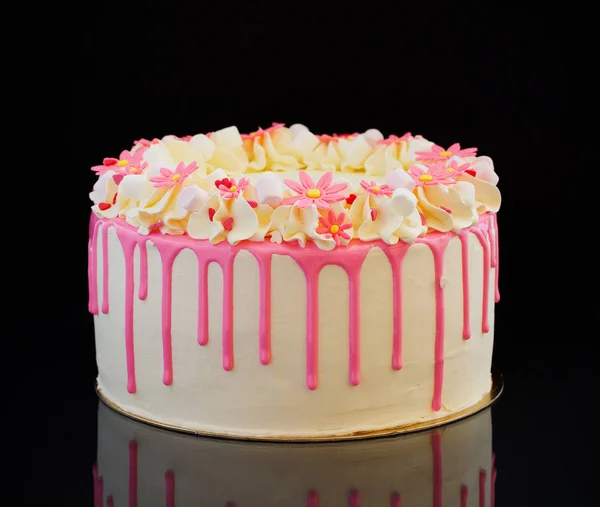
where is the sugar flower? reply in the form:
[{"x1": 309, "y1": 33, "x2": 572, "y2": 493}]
[
  {"x1": 282, "y1": 171, "x2": 348, "y2": 209},
  {"x1": 444, "y1": 158, "x2": 472, "y2": 176},
  {"x1": 241, "y1": 122, "x2": 285, "y2": 140},
  {"x1": 359, "y1": 179, "x2": 394, "y2": 196},
  {"x1": 215, "y1": 177, "x2": 249, "y2": 199},
  {"x1": 409, "y1": 163, "x2": 457, "y2": 187},
  {"x1": 377, "y1": 132, "x2": 412, "y2": 146},
  {"x1": 316, "y1": 210, "x2": 353, "y2": 246},
  {"x1": 92, "y1": 150, "x2": 144, "y2": 175},
  {"x1": 149, "y1": 161, "x2": 199, "y2": 188},
  {"x1": 415, "y1": 143, "x2": 477, "y2": 161}
]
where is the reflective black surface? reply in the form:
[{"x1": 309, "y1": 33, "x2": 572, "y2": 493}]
[{"x1": 16, "y1": 361, "x2": 592, "y2": 506}]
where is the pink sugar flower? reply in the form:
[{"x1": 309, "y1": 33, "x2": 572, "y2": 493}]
[
  {"x1": 134, "y1": 138, "x2": 160, "y2": 148},
  {"x1": 415, "y1": 143, "x2": 478, "y2": 161},
  {"x1": 444, "y1": 159, "x2": 472, "y2": 176},
  {"x1": 149, "y1": 161, "x2": 199, "y2": 188},
  {"x1": 377, "y1": 132, "x2": 412, "y2": 146},
  {"x1": 316, "y1": 210, "x2": 352, "y2": 247},
  {"x1": 360, "y1": 179, "x2": 394, "y2": 196},
  {"x1": 317, "y1": 132, "x2": 358, "y2": 143},
  {"x1": 92, "y1": 150, "x2": 143, "y2": 175},
  {"x1": 282, "y1": 171, "x2": 348, "y2": 209},
  {"x1": 215, "y1": 177, "x2": 249, "y2": 199},
  {"x1": 409, "y1": 162, "x2": 457, "y2": 187},
  {"x1": 241, "y1": 122, "x2": 285, "y2": 140}
]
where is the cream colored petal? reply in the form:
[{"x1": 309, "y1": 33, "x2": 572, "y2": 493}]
[
  {"x1": 263, "y1": 133, "x2": 303, "y2": 171},
  {"x1": 320, "y1": 143, "x2": 341, "y2": 172},
  {"x1": 349, "y1": 192, "x2": 371, "y2": 229},
  {"x1": 457, "y1": 173, "x2": 501, "y2": 213},
  {"x1": 247, "y1": 138, "x2": 268, "y2": 171},
  {"x1": 364, "y1": 144, "x2": 401, "y2": 175},
  {"x1": 416, "y1": 186, "x2": 453, "y2": 232},
  {"x1": 187, "y1": 194, "x2": 222, "y2": 240},
  {"x1": 399, "y1": 137, "x2": 434, "y2": 168},
  {"x1": 249, "y1": 204, "x2": 274, "y2": 242},
  {"x1": 189, "y1": 134, "x2": 216, "y2": 160},
  {"x1": 304, "y1": 143, "x2": 327, "y2": 171},
  {"x1": 423, "y1": 185, "x2": 478, "y2": 231},
  {"x1": 338, "y1": 135, "x2": 373, "y2": 171},
  {"x1": 225, "y1": 198, "x2": 259, "y2": 245}
]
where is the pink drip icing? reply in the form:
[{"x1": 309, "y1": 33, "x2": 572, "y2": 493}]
[
  {"x1": 460, "y1": 485, "x2": 468, "y2": 507},
  {"x1": 251, "y1": 252, "x2": 272, "y2": 365},
  {"x1": 196, "y1": 257, "x2": 209, "y2": 346},
  {"x1": 431, "y1": 239, "x2": 450, "y2": 411},
  {"x1": 129, "y1": 440, "x2": 138, "y2": 507},
  {"x1": 89, "y1": 213, "x2": 496, "y2": 404},
  {"x1": 117, "y1": 227, "x2": 138, "y2": 394},
  {"x1": 221, "y1": 255, "x2": 235, "y2": 371},
  {"x1": 390, "y1": 493, "x2": 401, "y2": 507},
  {"x1": 165, "y1": 471, "x2": 175, "y2": 507},
  {"x1": 348, "y1": 273, "x2": 361, "y2": 386},
  {"x1": 349, "y1": 489, "x2": 360, "y2": 506},
  {"x1": 307, "y1": 490, "x2": 318, "y2": 507},
  {"x1": 159, "y1": 247, "x2": 181, "y2": 385},
  {"x1": 458, "y1": 231, "x2": 471, "y2": 340},
  {"x1": 101, "y1": 224, "x2": 110, "y2": 314},
  {"x1": 492, "y1": 213, "x2": 500, "y2": 303},
  {"x1": 89, "y1": 220, "x2": 100, "y2": 315},
  {"x1": 138, "y1": 240, "x2": 148, "y2": 300},
  {"x1": 381, "y1": 244, "x2": 410, "y2": 371},
  {"x1": 107, "y1": 496, "x2": 114, "y2": 507},
  {"x1": 431, "y1": 431, "x2": 442, "y2": 507},
  {"x1": 479, "y1": 469, "x2": 486, "y2": 507},
  {"x1": 471, "y1": 228, "x2": 490, "y2": 334}
]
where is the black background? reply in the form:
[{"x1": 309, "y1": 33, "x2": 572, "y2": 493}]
[{"x1": 15, "y1": 1, "x2": 584, "y2": 505}]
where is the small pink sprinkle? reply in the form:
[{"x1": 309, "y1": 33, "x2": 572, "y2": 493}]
[
  {"x1": 370, "y1": 208, "x2": 378, "y2": 221},
  {"x1": 222, "y1": 217, "x2": 234, "y2": 231},
  {"x1": 440, "y1": 206, "x2": 452, "y2": 214},
  {"x1": 465, "y1": 169, "x2": 477, "y2": 177},
  {"x1": 208, "y1": 208, "x2": 216, "y2": 221},
  {"x1": 346, "y1": 193, "x2": 357, "y2": 205},
  {"x1": 149, "y1": 221, "x2": 163, "y2": 230},
  {"x1": 103, "y1": 158, "x2": 118, "y2": 166},
  {"x1": 98, "y1": 202, "x2": 111, "y2": 211},
  {"x1": 112, "y1": 193, "x2": 118, "y2": 204},
  {"x1": 247, "y1": 200, "x2": 258, "y2": 208},
  {"x1": 420, "y1": 212, "x2": 426, "y2": 225},
  {"x1": 113, "y1": 173, "x2": 124, "y2": 185}
]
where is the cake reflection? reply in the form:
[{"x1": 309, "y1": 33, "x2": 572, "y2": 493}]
[{"x1": 94, "y1": 402, "x2": 496, "y2": 506}]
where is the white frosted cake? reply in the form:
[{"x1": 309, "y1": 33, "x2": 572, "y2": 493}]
[
  {"x1": 94, "y1": 401, "x2": 496, "y2": 506},
  {"x1": 89, "y1": 124, "x2": 501, "y2": 439}
]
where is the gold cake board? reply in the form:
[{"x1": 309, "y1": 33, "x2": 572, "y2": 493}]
[{"x1": 97, "y1": 372, "x2": 503, "y2": 442}]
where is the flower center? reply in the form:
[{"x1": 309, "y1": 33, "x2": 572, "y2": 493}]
[
  {"x1": 306, "y1": 188, "x2": 321, "y2": 198},
  {"x1": 445, "y1": 167, "x2": 453, "y2": 172},
  {"x1": 171, "y1": 174, "x2": 181, "y2": 181},
  {"x1": 330, "y1": 224, "x2": 340, "y2": 234},
  {"x1": 130, "y1": 167, "x2": 138, "y2": 173},
  {"x1": 229, "y1": 185, "x2": 237, "y2": 192},
  {"x1": 117, "y1": 159, "x2": 129, "y2": 167},
  {"x1": 439, "y1": 150, "x2": 452, "y2": 157},
  {"x1": 419, "y1": 174, "x2": 433, "y2": 182},
  {"x1": 372, "y1": 186, "x2": 380, "y2": 192}
]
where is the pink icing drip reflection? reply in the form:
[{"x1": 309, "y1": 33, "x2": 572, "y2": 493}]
[
  {"x1": 390, "y1": 493, "x2": 402, "y2": 507},
  {"x1": 461, "y1": 485, "x2": 468, "y2": 507},
  {"x1": 349, "y1": 489, "x2": 360, "y2": 506},
  {"x1": 92, "y1": 465, "x2": 103, "y2": 507},
  {"x1": 307, "y1": 490, "x2": 318, "y2": 507},
  {"x1": 431, "y1": 431, "x2": 443, "y2": 507},
  {"x1": 479, "y1": 469, "x2": 487, "y2": 507},
  {"x1": 89, "y1": 213, "x2": 497, "y2": 407},
  {"x1": 165, "y1": 471, "x2": 175, "y2": 507},
  {"x1": 129, "y1": 440, "x2": 138, "y2": 507}
]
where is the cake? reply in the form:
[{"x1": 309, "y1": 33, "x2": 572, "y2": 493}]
[
  {"x1": 94, "y1": 400, "x2": 497, "y2": 506},
  {"x1": 89, "y1": 123, "x2": 501, "y2": 439}
]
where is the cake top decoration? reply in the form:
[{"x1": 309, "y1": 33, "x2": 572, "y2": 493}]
[{"x1": 89, "y1": 123, "x2": 500, "y2": 250}]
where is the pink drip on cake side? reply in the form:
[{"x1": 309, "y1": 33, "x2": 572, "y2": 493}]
[
  {"x1": 479, "y1": 469, "x2": 487, "y2": 507},
  {"x1": 165, "y1": 471, "x2": 175, "y2": 507},
  {"x1": 460, "y1": 485, "x2": 468, "y2": 507},
  {"x1": 471, "y1": 228, "x2": 491, "y2": 334},
  {"x1": 492, "y1": 213, "x2": 500, "y2": 303},
  {"x1": 89, "y1": 213, "x2": 496, "y2": 406},
  {"x1": 431, "y1": 431, "x2": 443, "y2": 507},
  {"x1": 458, "y1": 231, "x2": 471, "y2": 340}
]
